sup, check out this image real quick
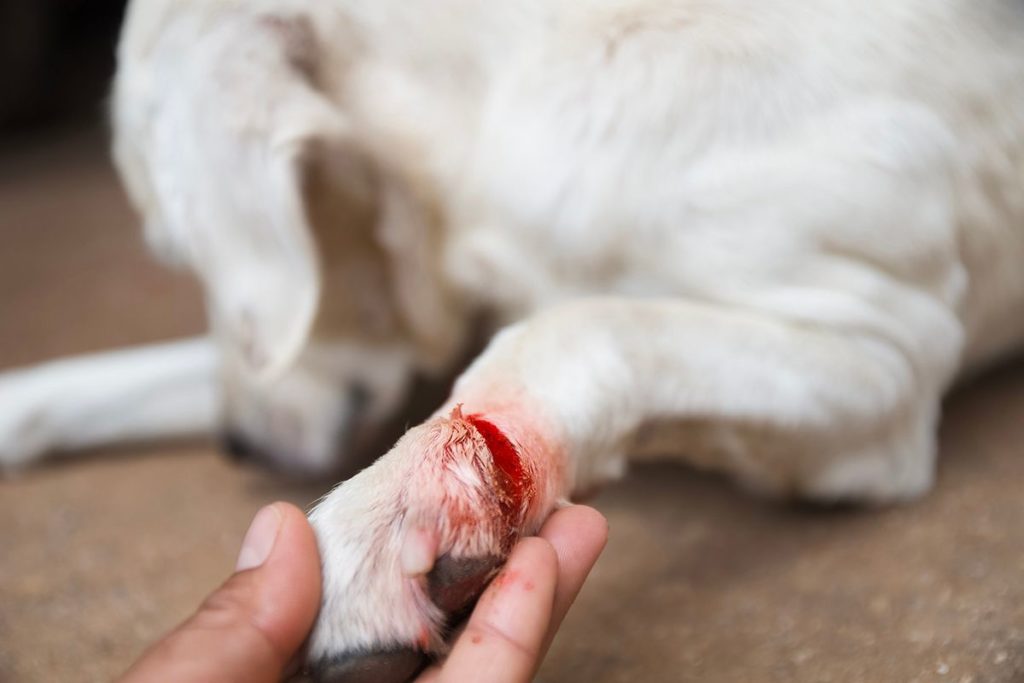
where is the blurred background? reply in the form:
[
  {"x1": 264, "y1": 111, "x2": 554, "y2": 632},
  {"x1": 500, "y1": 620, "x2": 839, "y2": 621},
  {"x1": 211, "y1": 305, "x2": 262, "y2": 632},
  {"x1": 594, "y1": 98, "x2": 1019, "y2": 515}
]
[
  {"x1": 1, "y1": 0, "x2": 126, "y2": 135},
  {"x1": 2, "y1": 4, "x2": 1024, "y2": 682}
]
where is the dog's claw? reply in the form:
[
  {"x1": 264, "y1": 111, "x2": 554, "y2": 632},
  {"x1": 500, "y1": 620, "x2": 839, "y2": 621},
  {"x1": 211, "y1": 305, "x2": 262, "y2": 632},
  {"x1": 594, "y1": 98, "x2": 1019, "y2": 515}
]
[
  {"x1": 427, "y1": 553, "x2": 503, "y2": 616},
  {"x1": 305, "y1": 647, "x2": 427, "y2": 683}
]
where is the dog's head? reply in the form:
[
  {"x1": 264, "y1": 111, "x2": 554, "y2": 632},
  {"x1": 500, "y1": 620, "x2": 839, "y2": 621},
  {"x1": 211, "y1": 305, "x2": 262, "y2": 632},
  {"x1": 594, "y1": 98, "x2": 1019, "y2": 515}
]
[{"x1": 111, "y1": 5, "x2": 466, "y2": 476}]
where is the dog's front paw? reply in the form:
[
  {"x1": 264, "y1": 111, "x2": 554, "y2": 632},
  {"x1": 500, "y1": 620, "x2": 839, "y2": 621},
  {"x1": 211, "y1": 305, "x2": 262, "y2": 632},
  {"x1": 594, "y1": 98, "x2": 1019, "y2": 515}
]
[{"x1": 304, "y1": 406, "x2": 552, "y2": 683}]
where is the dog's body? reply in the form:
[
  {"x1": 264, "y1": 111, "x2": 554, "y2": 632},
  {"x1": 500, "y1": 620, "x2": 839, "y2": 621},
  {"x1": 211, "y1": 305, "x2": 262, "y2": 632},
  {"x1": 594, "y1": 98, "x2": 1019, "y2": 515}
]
[{"x1": 2, "y1": 0, "x2": 1023, "y2": 679}]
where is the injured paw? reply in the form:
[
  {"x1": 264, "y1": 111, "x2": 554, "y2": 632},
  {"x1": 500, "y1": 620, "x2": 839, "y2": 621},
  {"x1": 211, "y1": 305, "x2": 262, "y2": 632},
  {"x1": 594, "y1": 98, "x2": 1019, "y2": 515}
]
[{"x1": 303, "y1": 406, "x2": 552, "y2": 683}]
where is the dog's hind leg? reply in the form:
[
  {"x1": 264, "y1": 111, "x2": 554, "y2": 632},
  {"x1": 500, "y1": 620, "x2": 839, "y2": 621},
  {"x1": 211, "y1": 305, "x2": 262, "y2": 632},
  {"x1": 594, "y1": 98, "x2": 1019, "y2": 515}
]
[{"x1": 0, "y1": 336, "x2": 218, "y2": 471}]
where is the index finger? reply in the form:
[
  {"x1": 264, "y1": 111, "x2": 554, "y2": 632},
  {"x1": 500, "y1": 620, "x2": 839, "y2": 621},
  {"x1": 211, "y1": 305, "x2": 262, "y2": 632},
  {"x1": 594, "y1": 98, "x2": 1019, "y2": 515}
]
[
  {"x1": 433, "y1": 537, "x2": 558, "y2": 683},
  {"x1": 420, "y1": 505, "x2": 608, "y2": 683}
]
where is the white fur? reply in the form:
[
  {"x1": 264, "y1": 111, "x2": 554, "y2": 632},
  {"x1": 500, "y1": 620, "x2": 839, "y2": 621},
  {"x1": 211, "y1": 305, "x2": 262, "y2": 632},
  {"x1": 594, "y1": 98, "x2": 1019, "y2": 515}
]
[
  {"x1": 1, "y1": 0, "x2": 1022, "y2": 666},
  {"x1": 0, "y1": 338, "x2": 217, "y2": 469}
]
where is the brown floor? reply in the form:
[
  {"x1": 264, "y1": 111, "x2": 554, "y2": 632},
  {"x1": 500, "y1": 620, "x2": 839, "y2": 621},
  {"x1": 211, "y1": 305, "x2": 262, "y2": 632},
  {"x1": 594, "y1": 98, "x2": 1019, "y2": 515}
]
[{"x1": 2, "y1": 127, "x2": 1024, "y2": 683}]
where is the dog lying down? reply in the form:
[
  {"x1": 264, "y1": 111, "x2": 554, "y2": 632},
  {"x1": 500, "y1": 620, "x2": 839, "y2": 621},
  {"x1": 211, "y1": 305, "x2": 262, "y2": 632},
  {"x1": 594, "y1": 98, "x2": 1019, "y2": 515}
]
[{"x1": 2, "y1": 0, "x2": 1024, "y2": 680}]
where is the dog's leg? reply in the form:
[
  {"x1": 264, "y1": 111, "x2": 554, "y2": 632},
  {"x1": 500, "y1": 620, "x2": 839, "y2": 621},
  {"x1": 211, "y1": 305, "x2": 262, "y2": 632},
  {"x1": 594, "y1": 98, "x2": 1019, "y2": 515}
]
[
  {"x1": 0, "y1": 337, "x2": 218, "y2": 470},
  {"x1": 301, "y1": 294, "x2": 952, "y2": 679},
  {"x1": 446, "y1": 299, "x2": 954, "y2": 502}
]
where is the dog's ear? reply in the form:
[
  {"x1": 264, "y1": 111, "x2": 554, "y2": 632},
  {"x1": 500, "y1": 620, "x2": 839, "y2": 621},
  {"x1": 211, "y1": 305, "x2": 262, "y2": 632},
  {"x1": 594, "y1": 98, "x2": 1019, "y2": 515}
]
[
  {"x1": 200, "y1": 110, "x2": 377, "y2": 381},
  {"x1": 113, "y1": 11, "x2": 372, "y2": 379}
]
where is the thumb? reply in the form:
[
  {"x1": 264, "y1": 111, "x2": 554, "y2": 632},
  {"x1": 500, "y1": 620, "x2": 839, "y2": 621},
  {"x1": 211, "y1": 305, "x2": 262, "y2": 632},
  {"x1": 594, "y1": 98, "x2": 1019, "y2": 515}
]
[{"x1": 120, "y1": 502, "x2": 322, "y2": 683}]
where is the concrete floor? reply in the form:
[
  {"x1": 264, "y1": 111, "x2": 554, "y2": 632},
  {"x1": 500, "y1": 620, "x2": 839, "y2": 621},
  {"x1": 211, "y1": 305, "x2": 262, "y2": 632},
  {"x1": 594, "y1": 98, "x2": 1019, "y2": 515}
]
[{"x1": 2, "y1": 127, "x2": 1024, "y2": 683}]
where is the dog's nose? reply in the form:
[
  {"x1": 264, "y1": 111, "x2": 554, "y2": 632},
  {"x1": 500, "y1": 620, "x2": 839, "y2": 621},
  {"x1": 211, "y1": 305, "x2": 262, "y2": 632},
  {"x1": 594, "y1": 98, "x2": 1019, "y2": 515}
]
[
  {"x1": 304, "y1": 648, "x2": 427, "y2": 683},
  {"x1": 348, "y1": 381, "x2": 371, "y2": 417},
  {"x1": 220, "y1": 431, "x2": 258, "y2": 462}
]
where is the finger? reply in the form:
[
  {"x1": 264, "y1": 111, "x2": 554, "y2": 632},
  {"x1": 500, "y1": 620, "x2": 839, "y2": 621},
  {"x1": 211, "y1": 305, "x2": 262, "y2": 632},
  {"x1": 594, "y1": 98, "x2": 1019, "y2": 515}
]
[
  {"x1": 536, "y1": 504, "x2": 608, "y2": 653},
  {"x1": 119, "y1": 502, "x2": 322, "y2": 683},
  {"x1": 435, "y1": 537, "x2": 559, "y2": 683},
  {"x1": 418, "y1": 506, "x2": 608, "y2": 683}
]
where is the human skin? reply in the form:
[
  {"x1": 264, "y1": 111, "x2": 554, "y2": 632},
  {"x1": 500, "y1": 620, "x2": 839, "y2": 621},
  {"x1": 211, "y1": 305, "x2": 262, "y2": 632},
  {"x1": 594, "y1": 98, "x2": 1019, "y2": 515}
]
[{"x1": 119, "y1": 502, "x2": 608, "y2": 683}]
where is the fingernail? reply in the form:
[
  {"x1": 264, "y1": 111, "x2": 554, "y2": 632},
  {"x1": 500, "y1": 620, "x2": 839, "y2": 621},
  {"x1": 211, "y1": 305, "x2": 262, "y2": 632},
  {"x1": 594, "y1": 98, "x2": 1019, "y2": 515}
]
[{"x1": 235, "y1": 504, "x2": 283, "y2": 571}]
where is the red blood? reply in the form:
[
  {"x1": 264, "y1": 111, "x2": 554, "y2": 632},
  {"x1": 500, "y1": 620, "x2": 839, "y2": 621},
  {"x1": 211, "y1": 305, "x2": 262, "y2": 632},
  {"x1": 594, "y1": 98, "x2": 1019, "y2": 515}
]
[{"x1": 465, "y1": 414, "x2": 532, "y2": 531}]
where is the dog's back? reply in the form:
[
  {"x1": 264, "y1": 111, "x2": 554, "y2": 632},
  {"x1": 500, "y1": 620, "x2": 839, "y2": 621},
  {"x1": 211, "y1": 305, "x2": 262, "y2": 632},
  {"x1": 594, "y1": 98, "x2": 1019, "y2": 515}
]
[{"x1": 351, "y1": 0, "x2": 1024, "y2": 370}]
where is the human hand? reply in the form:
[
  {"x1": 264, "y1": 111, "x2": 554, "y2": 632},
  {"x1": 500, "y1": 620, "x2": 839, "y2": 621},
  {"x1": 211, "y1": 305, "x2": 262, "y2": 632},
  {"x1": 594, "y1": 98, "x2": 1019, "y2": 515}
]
[{"x1": 119, "y1": 501, "x2": 608, "y2": 683}]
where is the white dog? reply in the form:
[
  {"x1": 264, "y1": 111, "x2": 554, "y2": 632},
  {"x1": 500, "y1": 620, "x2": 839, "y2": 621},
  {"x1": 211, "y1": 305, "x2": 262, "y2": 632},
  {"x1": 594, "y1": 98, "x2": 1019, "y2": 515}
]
[{"x1": 2, "y1": 0, "x2": 1022, "y2": 680}]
